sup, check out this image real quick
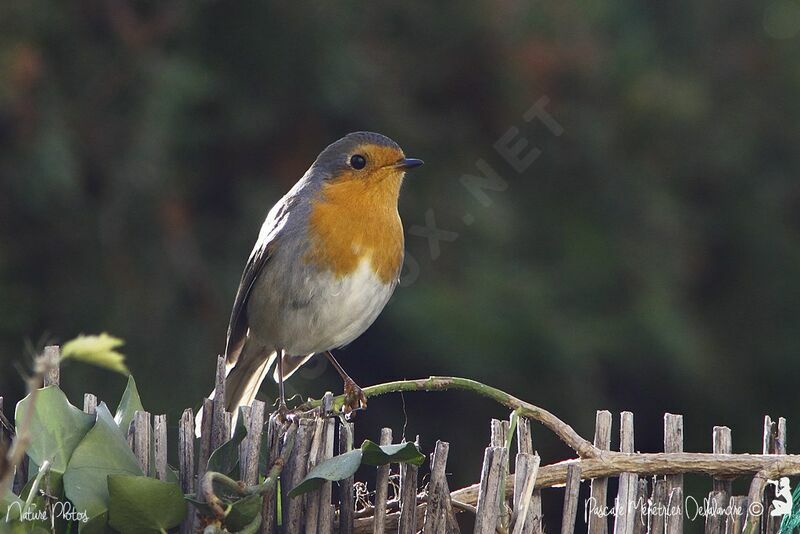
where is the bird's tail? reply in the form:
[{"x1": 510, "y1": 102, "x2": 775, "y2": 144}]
[{"x1": 195, "y1": 343, "x2": 275, "y2": 436}]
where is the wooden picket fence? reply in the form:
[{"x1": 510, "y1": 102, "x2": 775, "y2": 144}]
[{"x1": 5, "y1": 349, "x2": 800, "y2": 533}]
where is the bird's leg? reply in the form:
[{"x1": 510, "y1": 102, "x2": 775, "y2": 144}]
[
  {"x1": 276, "y1": 348, "x2": 289, "y2": 421},
  {"x1": 324, "y1": 350, "x2": 367, "y2": 417}
]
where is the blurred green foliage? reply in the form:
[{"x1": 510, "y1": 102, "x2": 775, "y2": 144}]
[{"x1": 1, "y1": 1, "x2": 800, "y2": 531}]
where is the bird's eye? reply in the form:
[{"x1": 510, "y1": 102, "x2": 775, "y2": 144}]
[{"x1": 350, "y1": 154, "x2": 366, "y2": 170}]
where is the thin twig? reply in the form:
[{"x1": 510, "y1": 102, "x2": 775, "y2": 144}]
[
  {"x1": 300, "y1": 376, "x2": 599, "y2": 458},
  {"x1": 22, "y1": 460, "x2": 51, "y2": 517}
]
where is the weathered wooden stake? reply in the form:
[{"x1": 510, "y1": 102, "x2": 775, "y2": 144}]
[
  {"x1": 512, "y1": 452, "x2": 540, "y2": 534},
  {"x1": 283, "y1": 418, "x2": 315, "y2": 534},
  {"x1": 238, "y1": 405, "x2": 252, "y2": 473},
  {"x1": 306, "y1": 393, "x2": 334, "y2": 534},
  {"x1": 589, "y1": 410, "x2": 612, "y2": 534},
  {"x1": 517, "y1": 417, "x2": 532, "y2": 455},
  {"x1": 664, "y1": 413, "x2": 684, "y2": 534},
  {"x1": 373, "y1": 427, "x2": 393, "y2": 534},
  {"x1": 132, "y1": 410, "x2": 152, "y2": 475},
  {"x1": 474, "y1": 446, "x2": 509, "y2": 534},
  {"x1": 242, "y1": 400, "x2": 265, "y2": 486},
  {"x1": 705, "y1": 426, "x2": 733, "y2": 534},
  {"x1": 516, "y1": 417, "x2": 543, "y2": 534},
  {"x1": 727, "y1": 496, "x2": 749, "y2": 534},
  {"x1": 746, "y1": 415, "x2": 789, "y2": 534},
  {"x1": 614, "y1": 411, "x2": 637, "y2": 534},
  {"x1": 398, "y1": 437, "x2": 420, "y2": 534},
  {"x1": 631, "y1": 479, "x2": 648, "y2": 534},
  {"x1": 339, "y1": 421, "x2": 355, "y2": 534},
  {"x1": 648, "y1": 478, "x2": 667, "y2": 534},
  {"x1": 704, "y1": 490, "x2": 726, "y2": 534},
  {"x1": 498, "y1": 415, "x2": 513, "y2": 531},
  {"x1": 178, "y1": 408, "x2": 195, "y2": 534},
  {"x1": 197, "y1": 397, "x2": 213, "y2": 484},
  {"x1": 561, "y1": 464, "x2": 582, "y2": 534},
  {"x1": 712, "y1": 426, "x2": 732, "y2": 498},
  {"x1": 766, "y1": 416, "x2": 787, "y2": 534},
  {"x1": 491, "y1": 418, "x2": 509, "y2": 447},
  {"x1": 423, "y1": 440, "x2": 451, "y2": 533},
  {"x1": 83, "y1": 393, "x2": 97, "y2": 415},
  {"x1": 305, "y1": 415, "x2": 326, "y2": 533},
  {"x1": 154, "y1": 414, "x2": 167, "y2": 481},
  {"x1": 318, "y1": 397, "x2": 336, "y2": 533},
  {"x1": 211, "y1": 355, "x2": 227, "y2": 450},
  {"x1": 43, "y1": 345, "x2": 60, "y2": 387},
  {"x1": 262, "y1": 413, "x2": 285, "y2": 534}
]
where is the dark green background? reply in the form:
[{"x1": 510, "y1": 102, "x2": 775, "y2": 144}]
[{"x1": 2, "y1": 1, "x2": 799, "y2": 530}]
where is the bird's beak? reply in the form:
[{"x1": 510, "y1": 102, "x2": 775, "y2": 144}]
[{"x1": 395, "y1": 157, "x2": 424, "y2": 170}]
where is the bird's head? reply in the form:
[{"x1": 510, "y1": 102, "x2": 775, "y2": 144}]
[{"x1": 311, "y1": 131, "x2": 423, "y2": 190}]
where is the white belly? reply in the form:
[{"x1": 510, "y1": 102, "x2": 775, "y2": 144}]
[{"x1": 248, "y1": 258, "x2": 396, "y2": 355}]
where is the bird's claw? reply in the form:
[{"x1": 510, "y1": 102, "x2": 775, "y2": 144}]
[{"x1": 343, "y1": 378, "x2": 367, "y2": 420}]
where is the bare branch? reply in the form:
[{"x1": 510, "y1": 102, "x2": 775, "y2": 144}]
[{"x1": 301, "y1": 376, "x2": 599, "y2": 458}]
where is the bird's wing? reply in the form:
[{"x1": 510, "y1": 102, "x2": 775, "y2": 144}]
[{"x1": 224, "y1": 198, "x2": 294, "y2": 364}]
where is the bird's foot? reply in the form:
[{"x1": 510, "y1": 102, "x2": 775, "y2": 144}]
[{"x1": 343, "y1": 377, "x2": 367, "y2": 420}]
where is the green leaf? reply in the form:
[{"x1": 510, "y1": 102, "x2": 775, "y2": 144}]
[
  {"x1": 113, "y1": 375, "x2": 143, "y2": 433},
  {"x1": 80, "y1": 512, "x2": 111, "y2": 534},
  {"x1": 225, "y1": 494, "x2": 263, "y2": 531},
  {"x1": 61, "y1": 333, "x2": 129, "y2": 375},
  {"x1": 15, "y1": 386, "x2": 95, "y2": 481},
  {"x1": 107, "y1": 475, "x2": 186, "y2": 533},
  {"x1": 165, "y1": 464, "x2": 180, "y2": 485},
  {"x1": 232, "y1": 513, "x2": 262, "y2": 534},
  {"x1": 1, "y1": 492, "x2": 23, "y2": 521},
  {"x1": 288, "y1": 439, "x2": 427, "y2": 498},
  {"x1": 2, "y1": 486, "x2": 18, "y2": 509},
  {"x1": 2, "y1": 517, "x2": 51, "y2": 533},
  {"x1": 206, "y1": 407, "x2": 248, "y2": 476},
  {"x1": 63, "y1": 402, "x2": 143, "y2": 527},
  {"x1": 360, "y1": 440, "x2": 425, "y2": 467},
  {"x1": 1, "y1": 490, "x2": 48, "y2": 528},
  {"x1": 287, "y1": 449, "x2": 363, "y2": 498},
  {"x1": 183, "y1": 494, "x2": 215, "y2": 518}
]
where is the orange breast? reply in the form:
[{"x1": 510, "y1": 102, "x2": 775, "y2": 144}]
[{"x1": 305, "y1": 175, "x2": 404, "y2": 283}]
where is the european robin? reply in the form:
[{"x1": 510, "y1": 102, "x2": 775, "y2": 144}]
[{"x1": 204, "y1": 132, "x2": 423, "y2": 421}]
